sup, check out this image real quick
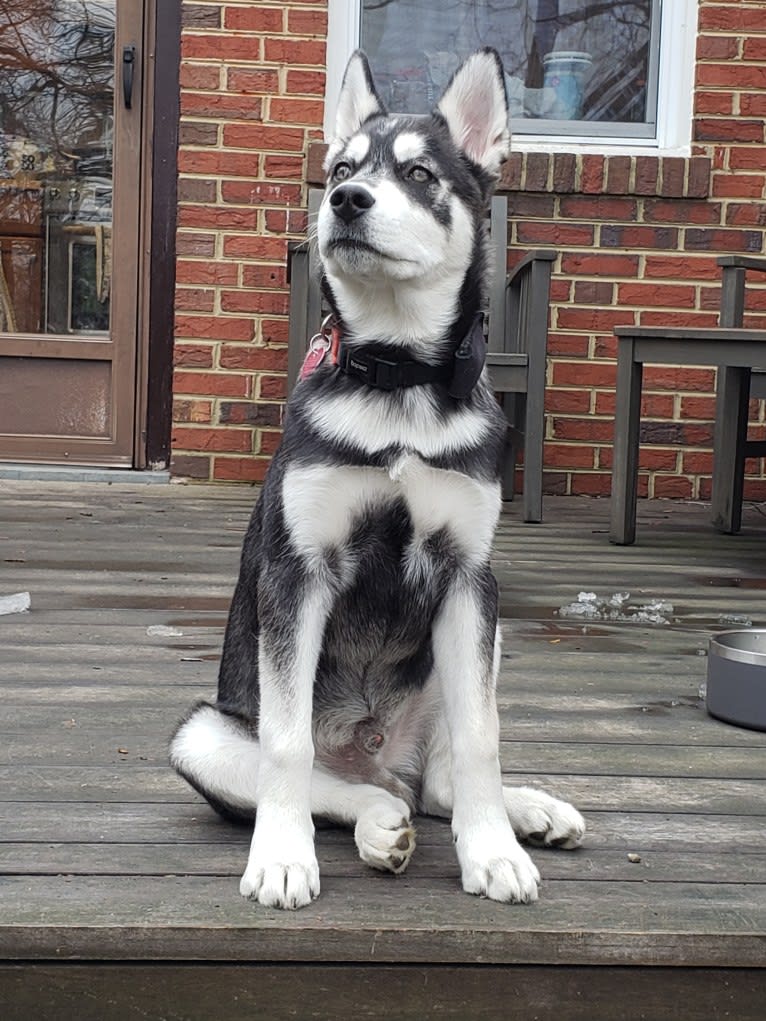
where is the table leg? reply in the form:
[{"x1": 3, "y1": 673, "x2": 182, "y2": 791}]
[
  {"x1": 610, "y1": 338, "x2": 643, "y2": 545},
  {"x1": 711, "y1": 365, "x2": 751, "y2": 534}
]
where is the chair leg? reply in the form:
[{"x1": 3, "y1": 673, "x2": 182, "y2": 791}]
[
  {"x1": 522, "y1": 397, "x2": 544, "y2": 524},
  {"x1": 287, "y1": 247, "x2": 310, "y2": 398},
  {"x1": 500, "y1": 394, "x2": 518, "y2": 502},
  {"x1": 609, "y1": 339, "x2": 643, "y2": 545},
  {"x1": 711, "y1": 365, "x2": 751, "y2": 534},
  {"x1": 501, "y1": 435, "x2": 517, "y2": 503}
]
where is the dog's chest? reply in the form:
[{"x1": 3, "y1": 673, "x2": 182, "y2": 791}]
[
  {"x1": 303, "y1": 385, "x2": 495, "y2": 461},
  {"x1": 282, "y1": 455, "x2": 500, "y2": 566}
]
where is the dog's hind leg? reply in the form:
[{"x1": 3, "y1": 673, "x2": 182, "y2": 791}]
[
  {"x1": 170, "y1": 702, "x2": 261, "y2": 823},
  {"x1": 502, "y1": 787, "x2": 585, "y2": 849},
  {"x1": 171, "y1": 702, "x2": 416, "y2": 876},
  {"x1": 420, "y1": 720, "x2": 585, "y2": 850},
  {"x1": 315, "y1": 774, "x2": 416, "y2": 875}
]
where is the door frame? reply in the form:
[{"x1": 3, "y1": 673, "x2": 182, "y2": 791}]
[{"x1": 136, "y1": 0, "x2": 180, "y2": 470}]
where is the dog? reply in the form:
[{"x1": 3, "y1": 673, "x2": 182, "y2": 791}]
[{"x1": 170, "y1": 47, "x2": 585, "y2": 910}]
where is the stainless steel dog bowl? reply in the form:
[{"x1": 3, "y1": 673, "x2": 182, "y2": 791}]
[{"x1": 707, "y1": 629, "x2": 766, "y2": 732}]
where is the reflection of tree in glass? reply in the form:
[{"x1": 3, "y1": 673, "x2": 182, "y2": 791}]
[
  {"x1": 527, "y1": 1, "x2": 651, "y2": 122},
  {"x1": 361, "y1": 0, "x2": 652, "y2": 124},
  {"x1": 0, "y1": 0, "x2": 114, "y2": 176}
]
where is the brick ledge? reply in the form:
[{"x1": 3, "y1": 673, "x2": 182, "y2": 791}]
[
  {"x1": 307, "y1": 142, "x2": 711, "y2": 200},
  {"x1": 500, "y1": 152, "x2": 712, "y2": 199}
]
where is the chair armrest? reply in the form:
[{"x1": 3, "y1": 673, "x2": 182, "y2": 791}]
[
  {"x1": 485, "y1": 353, "x2": 529, "y2": 394},
  {"x1": 717, "y1": 255, "x2": 766, "y2": 276},
  {"x1": 507, "y1": 249, "x2": 557, "y2": 289},
  {"x1": 718, "y1": 255, "x2": 766, "y2": 327},
  {"x1": 485, "y1": 352, "x2": 529, "y2": 366}
]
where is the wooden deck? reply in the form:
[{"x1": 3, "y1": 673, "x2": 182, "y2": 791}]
[{"x1": 1, "y1": 481, "x2": 765, "y2": 1019}]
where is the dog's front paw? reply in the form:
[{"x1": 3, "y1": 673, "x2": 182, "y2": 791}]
[
  {"x1": 240, "y1": 856, "x2": 320, "y2": 910},
  {"x1": 504, "y1": 786, "x2": 586, "y2": 850},
  {"x1": 456, "y1": 826, "x2": 541, "y2": 904},
  {"x1": 354, "y1": 798, "x2": 416, "y2": 874},
  {"x1": 240, "y1": 821, "x2": 319, "y2": 910}
]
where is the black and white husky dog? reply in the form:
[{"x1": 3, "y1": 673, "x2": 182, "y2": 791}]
[{"x1": 170, "y1": 48, "x2": 585, "y2": 910}]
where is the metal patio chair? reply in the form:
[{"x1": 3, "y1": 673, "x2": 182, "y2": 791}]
[{"x1": 713, "y1": 255, "x2": 766, "y2": 531}]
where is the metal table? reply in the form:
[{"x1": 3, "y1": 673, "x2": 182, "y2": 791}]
[{"x1": 610, "y1": 326, "x2": 766, "y2": 544}]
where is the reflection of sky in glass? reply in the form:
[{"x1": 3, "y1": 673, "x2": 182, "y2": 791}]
[
  {"x1": 0, "y1": 0, "x2": 115, "y2": 176},
  {"x1": 361, "y1": 0, "x2": 651, "y2": 124}
]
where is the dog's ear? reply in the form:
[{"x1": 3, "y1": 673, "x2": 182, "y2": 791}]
[
  {"x1": 436, "y1": 48, "x2": 509, "y2": 176},
  {"x1": 329, "y1": 50, "x2": 386, "y2": 148}
]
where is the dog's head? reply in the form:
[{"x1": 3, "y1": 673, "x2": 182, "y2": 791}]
[{"x1": 317, "y1": 49, "x2": 509, "y2": 337}]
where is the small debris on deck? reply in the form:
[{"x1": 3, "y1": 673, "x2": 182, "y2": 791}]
[
  {"x1": 0, "y1": 591, "x2": 30, "y2": 615},
  {"x1": 557, "y1": 591, "x2": 674, "y2": 625},
  {"x1": 717, "y1": 612, "x2": 753, "y2": 627}
]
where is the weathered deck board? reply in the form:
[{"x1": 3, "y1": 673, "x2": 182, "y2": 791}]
[
  {"x1": 4, "y1": 803, "x2": 766, "y2": 856},
  {"x1": 1, "y1": 964, "x2": 764, "y2": 1021},
  {"x1": 3, "y1": 703, "x2": 765, "y2": 750},
  {"x1": 1, "y1": 482, "x2": 765, "y2": 1016},
  {"x1": 3, "y1": 874, "x2": 766, "y2": 966},
  {"x1": 4, "y1": 842, "x2": 766, "y2": 886},
  {"x1": 4, "y1": 765, "x2": 766, "y2": 809}
]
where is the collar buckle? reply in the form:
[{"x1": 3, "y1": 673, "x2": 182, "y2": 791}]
[{"x1": 371, "y1": 357, "x2": 398, "y2": 390}]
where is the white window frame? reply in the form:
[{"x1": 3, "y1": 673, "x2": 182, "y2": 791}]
[{"x1": 324, "y1": 0, "x2": 698, "y2": 157}]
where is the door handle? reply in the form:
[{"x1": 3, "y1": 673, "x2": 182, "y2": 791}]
[{"x1": 122, "y1": 45, "x2": 136, "y2": 109}]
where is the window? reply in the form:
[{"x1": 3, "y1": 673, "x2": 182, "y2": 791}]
[{"x1": 325, "y1": 0, "x2": 698, "y2": 153}]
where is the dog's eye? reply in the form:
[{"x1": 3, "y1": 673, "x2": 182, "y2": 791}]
[
  {"x1": 408, "y1": 165, "x2": 434, "y2": 184},
  {"x1": 333, "y1": 162, "x2": 353, "y2": 181}
]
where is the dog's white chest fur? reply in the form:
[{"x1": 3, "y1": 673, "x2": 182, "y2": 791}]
[
  {"x1": 304, "y1": 387, "x2": 492, "y2": 458},
  {"x1": 282, "y1": 459, "x2": 501, "y2": 568}
]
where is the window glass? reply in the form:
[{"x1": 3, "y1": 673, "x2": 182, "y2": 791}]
[
  {"x1": 360, "y1": 0, "x2": 658, "y2": 137},
  {"x1": 0, "y1": 0, "x2": 114, "y2": 336}
]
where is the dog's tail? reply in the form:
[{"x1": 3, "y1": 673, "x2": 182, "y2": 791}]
[{"x1": 169, "y1": 701, "x2": 258, "y2": 824}]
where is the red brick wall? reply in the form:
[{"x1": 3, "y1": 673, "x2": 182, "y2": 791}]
[
  {"x1": 172, "y1": 0, "x2": 766, "y2": 500},
  {"x1": 173, "y1": 0, "x2": 326, "y2": 482}
]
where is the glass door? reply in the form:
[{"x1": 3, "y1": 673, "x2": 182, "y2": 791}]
[{"x1": 0, "y1": 0, "x2": 143, "y2": 466}]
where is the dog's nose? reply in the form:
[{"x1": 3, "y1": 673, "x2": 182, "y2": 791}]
[{"x1": 330, "y1": 184, "x2": 375, "y2": 223}]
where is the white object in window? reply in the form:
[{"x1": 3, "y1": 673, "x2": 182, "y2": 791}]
[{"x1": 325, "y1": 0, "x2": 698, "y2": 155}]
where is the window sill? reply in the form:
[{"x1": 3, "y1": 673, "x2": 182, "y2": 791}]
[{"x1": 511, "y1": 137, "x2": 691, "y2": 158}]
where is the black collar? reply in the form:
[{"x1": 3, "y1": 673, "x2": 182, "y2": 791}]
[{"x1": 335, "y1": 314, "x2": 486, "y2": 400}]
